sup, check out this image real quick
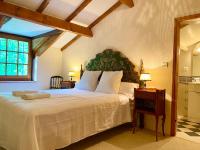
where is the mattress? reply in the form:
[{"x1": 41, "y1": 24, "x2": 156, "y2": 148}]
[{"x1": 0, "y1": 89, "x2": 131, "y2": 150}]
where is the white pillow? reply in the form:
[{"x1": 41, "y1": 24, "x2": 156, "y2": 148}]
[
  {"x1": 119, "y1": 82, "x2": 139, "y2": 98},
  {"x1": 75, "y1": 71, "x2": 101, "y2": 91},
  {"x1": 95, "y1": 71, "x2": 123, "y2": 94}
]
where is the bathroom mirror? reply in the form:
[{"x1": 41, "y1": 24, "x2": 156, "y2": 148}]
[{"x1": 180, "y1": 22, "x2": 200, "y2": 81}]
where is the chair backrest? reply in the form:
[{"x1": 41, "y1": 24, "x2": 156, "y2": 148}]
[{"x1": 50, "y1": 76, "x2": 63, "y2": 89}]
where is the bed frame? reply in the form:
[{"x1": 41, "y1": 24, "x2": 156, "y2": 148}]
[{"x1": 80, "y1": 49, "x2": 139, "y2": 83}]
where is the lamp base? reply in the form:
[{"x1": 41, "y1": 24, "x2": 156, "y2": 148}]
[
  {"x1": 70, "y1": 76, "x2": 73, "y2": 81},
  {"x1": 139, "y1": 81, "x2": 147, "y2": 88}
]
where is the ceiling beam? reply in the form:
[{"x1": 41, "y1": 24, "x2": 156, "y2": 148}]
[
  {"x1": 61, "y1": 35, "x2": 81, "y2": 51},
  {"x1": 34, "y1": 33, "x2": 62, "y2": 56},
  {"x1": 61, "y1": 1, "x2": 122, "y2": 51},
  {"x1": 65, "y1": 0, "x2": 92, "y2": 22},
  {"x1": 32, "y1": 0, "x2": 62, "y2": 56},
  {"x1": 89, "y1": 1, "x2": 121, "y2": 28},
  {"x1": 0, "y1": 0, "x2": 11, "y2": 28},
  {"x1": 119, "y1": 0, "x2": 134, "y2": 8},
  {"x1": 50, "y1": 0, "x2": 92, "y2": 51},
  {"x1": 0, "y1": 1, "x2": 93, "y2": 37},
  {"x1": 37, "y1": 0, "x2": 51, "y2": 13},
  {"x1": 33, "y1": 29, "x2": 62, "y2": 39},
  {"x1": 0, "y1": 15, "x2": 11, "y2": 28}
]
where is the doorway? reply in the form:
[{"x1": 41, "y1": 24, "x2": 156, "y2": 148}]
[{"x1": 172, "y1": 13, "x2": 200, "y2": 142}]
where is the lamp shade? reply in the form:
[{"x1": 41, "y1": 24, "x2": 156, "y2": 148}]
[
  {"x1": 140, "y1": 73, "x2": 151, "y2": 81},
  {"x1": 68, "y1": 71, "x2": 75, "y2": 77}
]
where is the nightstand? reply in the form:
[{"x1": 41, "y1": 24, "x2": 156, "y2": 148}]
[
  {"x1": 132, "y1": 88, "x2": 166, "y2": 141},
  {"x1": 61, "y1": 81, "x2": 75, "y2": 89}
]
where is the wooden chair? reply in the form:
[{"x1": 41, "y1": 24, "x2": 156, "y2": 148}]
[{"x1": 50, "y1": 76, "x2": 63, "y2": 89}]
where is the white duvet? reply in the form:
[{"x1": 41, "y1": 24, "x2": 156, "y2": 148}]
[{"x1": 0, "y1": 89, "x2": 131, "y2": 150}]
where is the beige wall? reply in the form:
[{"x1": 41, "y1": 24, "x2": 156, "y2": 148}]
[
  {"x1": 179, "y1": 49, "x2": 192, "y2": 76},
  {"x1": 0, "y1": 47, "x2": 62, "y2": 92},
  {"x1": 192, "y1": 54, "x2": 200, "y2": 76},
  {"x1": 61, "y1": 0, "x2": 200, "y2": 134}
]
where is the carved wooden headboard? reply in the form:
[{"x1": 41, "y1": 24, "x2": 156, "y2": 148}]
[{"x1": 81, "y1": 49, "x2": 139, "y2": 83}]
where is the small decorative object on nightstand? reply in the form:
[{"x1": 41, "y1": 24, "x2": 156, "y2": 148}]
[
  {"x1": 61, "y1": 81, "x2": 75, "y2": 89},
  {"x1": 132, "y1": 88, "x2": 166, "y2": 141},
  {"x1": 140, "y1": 73, "x2": 151, "y2": 88}
]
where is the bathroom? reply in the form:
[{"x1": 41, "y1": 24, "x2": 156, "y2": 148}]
[{"x1": 177, "y1": 20, "x2": 200, "y2": 142}]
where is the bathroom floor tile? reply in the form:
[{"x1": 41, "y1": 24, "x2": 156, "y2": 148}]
[
  {"x1": 185, "y1": 132, "x2": 200, "y2": 136},
  {"x1": 177, "y1": 118, "x2": 200, "y2": 142},
  {"x1": 189, "y1": 128, "x2": 200, "y2": 132}
]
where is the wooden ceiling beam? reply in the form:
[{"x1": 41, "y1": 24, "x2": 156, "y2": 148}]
[
  {"x1": 33, "y1": 29, "x2": 62, "y2": 39},
  {"x1": 89, "y1": 1, "x2": 121, "y2": 28},
  {"x1": 51, "y1": 0, "x2": 92, "y2": 51},
  {"x1": 0, "y1": 15, "x2": 11, "y2": 28},
  {"x1": 37, "y1": 0, "x2": 51, "y2": 13},
  {"x1": 61, "y1": 35, "x2": 81, "y2": 51},
  {"x1": 0, "y1": 0, "x2": 11, "y2": 28},
  {"x1": 34, "y1": 33, "x2": 62, "y2": 56},
  {"x1": 119, "y1": 0, "x2": 134, "y2": 8},
  {"x1": 0, "y1": 1, "x2": 93, "y2": 37},
  {"x1": 65, "y1": 0, "x2": 92, "y2": 22},
  {"x1": 61, "y1": 1, "x2": 122, "y2": 51},
  {"x1": 32, "y1": 0, "x2": 62, "y2": 56}
]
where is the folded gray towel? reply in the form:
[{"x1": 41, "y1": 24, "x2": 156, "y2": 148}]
[
  {"x1": 21, "y1": 93, "x2": 51, "y2": 100},
  {"x1": 12, "y1": 91, "x2": 38, "y2": 97}
]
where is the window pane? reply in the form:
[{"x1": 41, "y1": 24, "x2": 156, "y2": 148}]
[
  {"x1": 7, "y1": 39, "x2": 18, "y2": 51},
  {"x1": 19, "y1": 41, "x2": 29, "y2": 53},
  {"x1": 6, "y1": 64, "x2": 17, "y2": 76},
  {"x1": 18, "y1": 64, "x2": 28, "y2": 76},
  {"x1": 7, "y1": 52, "x2": 17, "y2": 63},
  {"x1": 0, "y1": 64, "x2": 5, "y2": 75},
  {"x1": 18, "y1": 53, "x2": 28, "y2": 64},
  {"x1": 0, "y1": 51, "x2": 6, "y2": 63},
  {"x1": 0, "y1": 38, "x2": 6, "y2": 51}
]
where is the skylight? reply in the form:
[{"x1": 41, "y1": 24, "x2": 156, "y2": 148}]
[{"x1": 0, "y1": 18, "x2": 54, "y2": 37}]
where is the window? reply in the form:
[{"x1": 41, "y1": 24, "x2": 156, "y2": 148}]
[{"x1": 0, "y1": 33, "x2": 33, "y2": 81}]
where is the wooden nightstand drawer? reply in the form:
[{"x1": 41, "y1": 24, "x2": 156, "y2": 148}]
[
  {"x1": 61, "y1": 81, "x2": 75, "y2": 89},
  {"x1": 135, "y1": 91, "x2": 156, "y2": 100}
]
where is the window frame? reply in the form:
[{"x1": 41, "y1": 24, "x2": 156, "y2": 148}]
[{"x1": 0, "y1": 32, "x2": 33, "y2": 81}]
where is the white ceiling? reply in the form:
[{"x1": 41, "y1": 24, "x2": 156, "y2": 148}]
[
  {"x1": 71, "y1": 0, "x2": 118, "y2": 27},
  {"x1": 1, "y1": 0, "x2": 118, "y2": 48},
  {"x1": 43, "y1": 0, "x2": 85, "y2": 20},
  {"x1": 5, "y1": 0, "x2": 42, "y2": 11}
]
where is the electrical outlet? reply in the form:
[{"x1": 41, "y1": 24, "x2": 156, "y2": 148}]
[{"x1": 162, "y1": 62, "x2": 168, "y2": 68}]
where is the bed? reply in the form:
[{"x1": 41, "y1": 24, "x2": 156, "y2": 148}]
[{"x1": 0, "y1": 49, "x2": 139, "y2": 150}]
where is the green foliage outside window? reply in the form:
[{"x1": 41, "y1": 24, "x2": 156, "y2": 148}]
[{"x1": 0, "y1": 37, "x2": 29, "y2": 76}]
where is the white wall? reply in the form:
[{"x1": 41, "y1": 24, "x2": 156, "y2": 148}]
[
  {"x1": 61, "y1": 0, "x2": 200, "y2": 134},
  {"x1": 0, "y1": 47, "x2": 62, "y2": 92}
]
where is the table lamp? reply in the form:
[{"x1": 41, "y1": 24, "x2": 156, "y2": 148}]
[
  {"x1": 140, "y1": 73, "x2": 151, "y2": 88},
  {"x1": 68, "y1": 71, "x2": 75, "y2": 81}
]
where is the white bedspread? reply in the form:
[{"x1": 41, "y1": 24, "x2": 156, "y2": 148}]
[{"x1": 0, "y1": 89, "x2": 131, "y2": 150}]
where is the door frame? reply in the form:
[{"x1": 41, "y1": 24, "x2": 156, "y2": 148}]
[{"x1": 171, "y1": 13, "x2": 200, "y2": 136}]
